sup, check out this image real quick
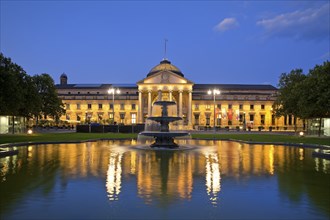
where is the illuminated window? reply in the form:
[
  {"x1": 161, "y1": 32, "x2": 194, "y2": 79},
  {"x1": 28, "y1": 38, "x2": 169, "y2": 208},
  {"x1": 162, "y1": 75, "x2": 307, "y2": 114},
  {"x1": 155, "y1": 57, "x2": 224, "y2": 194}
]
[
  {"x1": 66, "y1": 104, "x2": 70, "y2": 109},
  {"x1": 131, "y1": 113, "x2": 136, "y2": 124},
  {"x1": 206, "y1": 105, "x2": 211, "y2": 110},
  {"x1": 109, "y1": 113, "x2": 114, "y2": 124},
  {"x1": 194, "y1": 104, "x2": 199, "y2": 110}
]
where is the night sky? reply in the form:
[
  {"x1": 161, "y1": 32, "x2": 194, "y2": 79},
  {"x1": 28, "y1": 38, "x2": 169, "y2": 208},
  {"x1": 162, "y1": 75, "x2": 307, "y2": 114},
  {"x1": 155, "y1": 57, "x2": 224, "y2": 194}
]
[{"x1": 1, "y1": 1, "x2": 329, "y2": 86}]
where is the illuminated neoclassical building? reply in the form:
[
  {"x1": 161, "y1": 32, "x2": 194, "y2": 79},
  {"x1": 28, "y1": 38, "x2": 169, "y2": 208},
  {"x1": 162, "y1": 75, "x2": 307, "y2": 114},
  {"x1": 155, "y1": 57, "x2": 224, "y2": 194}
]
[{"x1": 56, "y1": 59, "x2": 300, "y2": 130}]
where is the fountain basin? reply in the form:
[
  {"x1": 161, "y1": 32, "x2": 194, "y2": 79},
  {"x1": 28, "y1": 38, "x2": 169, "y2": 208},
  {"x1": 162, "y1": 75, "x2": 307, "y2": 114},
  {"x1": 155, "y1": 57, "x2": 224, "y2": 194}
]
[
  {"x1": 139, "y1": 131, "x2": 190, "y2": 148},
  {"x1": 147, "y1": 116, "x2": 182, "y2": 123}
]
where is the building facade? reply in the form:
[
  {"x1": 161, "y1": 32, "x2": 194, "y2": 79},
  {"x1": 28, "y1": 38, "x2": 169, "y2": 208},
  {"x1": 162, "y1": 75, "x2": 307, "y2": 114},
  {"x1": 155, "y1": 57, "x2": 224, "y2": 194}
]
[{"x1": 56, "y1": 59, "x2": 301, "y2": 130}]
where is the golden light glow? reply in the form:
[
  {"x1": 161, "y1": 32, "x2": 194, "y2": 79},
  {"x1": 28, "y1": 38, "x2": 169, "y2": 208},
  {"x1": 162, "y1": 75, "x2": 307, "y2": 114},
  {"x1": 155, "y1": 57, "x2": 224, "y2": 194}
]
[
  {"x1": 269, "y1": 145, "x2": 274, "y2": 175},
  {"x1": 106, "y1": 151, "x2": 123, "y2": 201},
  {"x1": 299, "y1": 148, "x2": 304, "y2": 161},
  {"x1": 27, "y1": 129, "x2": 33, "y2": 135},
  {"x1": 204, "y1": 151, "x2": 221, "y2": 206},
  {"x1": 3, "y1": 141, "x2": 329, "y2": 209}
]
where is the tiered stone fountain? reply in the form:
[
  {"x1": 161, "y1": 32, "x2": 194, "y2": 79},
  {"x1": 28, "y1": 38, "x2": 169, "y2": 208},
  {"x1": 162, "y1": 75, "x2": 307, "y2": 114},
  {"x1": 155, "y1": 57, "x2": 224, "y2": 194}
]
[{"x1": 139, "y1": 101, "x2": 189, "y2": 148}]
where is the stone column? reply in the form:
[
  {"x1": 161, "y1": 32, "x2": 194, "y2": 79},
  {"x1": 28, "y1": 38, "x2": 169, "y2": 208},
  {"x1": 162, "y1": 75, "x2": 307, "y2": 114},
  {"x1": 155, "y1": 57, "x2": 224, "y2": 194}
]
[
  {"x1": 179, "y1": 90, "x2": 183, "y2": 117},
  {"x1": 138, "y1": 90, "x2": 142, "y2": 123},
  {"x1": 188, "y1": 90, "x2": 192, "y2": 126},
  {"x1": 148, "y1": 90, "x2": 152, "y2": 117},
  {"x1": 169, "y1": 90, "x2": 172, "y2": 101}
]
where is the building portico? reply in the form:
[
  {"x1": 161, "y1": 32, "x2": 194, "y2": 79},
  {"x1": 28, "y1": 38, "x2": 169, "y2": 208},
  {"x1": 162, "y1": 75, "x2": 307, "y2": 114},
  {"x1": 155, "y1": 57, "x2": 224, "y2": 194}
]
[{"x1": 137, "y1": 59, "x2": 194, "y2": 128}]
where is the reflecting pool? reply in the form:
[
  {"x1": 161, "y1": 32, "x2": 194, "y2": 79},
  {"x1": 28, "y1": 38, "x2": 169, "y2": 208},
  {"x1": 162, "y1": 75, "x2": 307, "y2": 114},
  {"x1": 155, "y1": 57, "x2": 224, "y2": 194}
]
[{"x1": 1, "y1": 140, "x2": 330, "y2": 220}]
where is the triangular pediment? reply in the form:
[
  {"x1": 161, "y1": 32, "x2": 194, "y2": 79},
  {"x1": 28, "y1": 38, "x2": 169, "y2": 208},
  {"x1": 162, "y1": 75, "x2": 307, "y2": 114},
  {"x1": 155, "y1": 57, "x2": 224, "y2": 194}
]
[{"x1": 137, "y1": 71, "x2": 194, "y2": 85}]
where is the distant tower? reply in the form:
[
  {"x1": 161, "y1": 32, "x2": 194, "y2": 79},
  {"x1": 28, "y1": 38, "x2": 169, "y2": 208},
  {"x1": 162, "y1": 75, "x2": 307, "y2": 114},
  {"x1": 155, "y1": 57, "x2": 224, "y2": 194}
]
[{"x1": 60, "y1": 73, "x2": 68, "y2": 85}]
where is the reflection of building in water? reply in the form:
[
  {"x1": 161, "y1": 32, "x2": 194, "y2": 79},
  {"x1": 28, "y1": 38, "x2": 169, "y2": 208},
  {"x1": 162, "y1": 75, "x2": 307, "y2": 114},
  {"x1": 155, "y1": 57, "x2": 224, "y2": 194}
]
[
  {"x1": 134, "y1": 151, "x2": 193, "y2": 205},
  {"x1": 106, "y1": 151, "x2": 123, "y2": 201},
  {"x1": 217, "y1": 142, "x2": 279, "y2": 178},
  {"x1": 57, "y1": 142, "x2": 110, "y2": 178},
  {"x1": 315, "y1": 157, "x2": 330, "y2": 174},
  {"x1": 1, "y1": 140, "x2": 330, "y2": 208},
  {"x1": 204, "y1": 151, "x2": 221, "y2": 206}
]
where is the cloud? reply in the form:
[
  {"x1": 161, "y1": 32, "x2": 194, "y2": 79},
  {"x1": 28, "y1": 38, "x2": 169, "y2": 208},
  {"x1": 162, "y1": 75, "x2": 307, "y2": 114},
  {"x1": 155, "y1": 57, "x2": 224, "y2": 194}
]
[
  {"x1": 214, "y1": 17, "x2": 239, "y2": 32},
  {"x1": 257, "y1": 3, "x2": 330, "y2": 41}
]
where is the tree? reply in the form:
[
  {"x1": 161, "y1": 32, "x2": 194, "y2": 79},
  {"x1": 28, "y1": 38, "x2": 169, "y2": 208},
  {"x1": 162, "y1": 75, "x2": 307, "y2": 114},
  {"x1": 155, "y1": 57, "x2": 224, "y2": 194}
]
[
  {"x1": 33, "y1": 74, "x2": 65, "y2": 122},
  {"x1": 273, "y1": 69, "x2": 307, "y2": 118},
  {"x1": 273, "y1": 61, "x2": 330, "y2": 136},
  {"x1": 297, "y1": 61, "x2": 330, "y2": 136},
  {"x1": 0, "y1": 53, "x2": 27, "y2": 116},
  {"x1": 0, "y1": 53, "x2": 65, "y2": 132}
]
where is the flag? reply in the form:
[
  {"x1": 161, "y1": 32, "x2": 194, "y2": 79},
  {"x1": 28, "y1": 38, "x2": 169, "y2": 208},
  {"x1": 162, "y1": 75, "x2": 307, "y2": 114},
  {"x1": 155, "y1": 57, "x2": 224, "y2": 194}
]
[
  {"x1": 235, "y1": 110, "x2": 240, "y2": 121},
  {"x1": 228, "y1": 109, "x2": 233, "y2": 121},
  {"x1": 222, "y1": 108, "x2": 227, "y2": 119}
]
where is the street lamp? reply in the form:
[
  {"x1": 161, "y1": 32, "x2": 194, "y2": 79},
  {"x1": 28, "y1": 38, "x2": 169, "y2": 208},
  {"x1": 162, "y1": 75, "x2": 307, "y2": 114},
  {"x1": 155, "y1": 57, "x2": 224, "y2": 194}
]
[
  {"x1": 108, "y1": 88, "x2": 120, "y2": 125},
  {"x1": 208, "y1": 89, "x2": 220, "y2": 133}
]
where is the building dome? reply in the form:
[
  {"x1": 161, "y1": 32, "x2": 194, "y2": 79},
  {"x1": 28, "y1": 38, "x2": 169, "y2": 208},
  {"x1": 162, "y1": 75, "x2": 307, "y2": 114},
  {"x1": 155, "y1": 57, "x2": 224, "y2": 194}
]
[
  {"x1": 60, "y1": 73, "x2": 67, "y2": 78},
  {"x1": 147, "y1": 59, "x2": 184, "y2": 77}
]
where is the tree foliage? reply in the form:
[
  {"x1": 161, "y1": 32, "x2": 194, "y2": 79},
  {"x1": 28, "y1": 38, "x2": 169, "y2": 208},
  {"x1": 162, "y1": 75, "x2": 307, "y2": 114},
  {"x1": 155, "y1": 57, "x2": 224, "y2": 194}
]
[
  {"x1": 273, "y1": 61, "x2": 330, "y2": 135},
  {"x1": 34, "y1": 74, "x2": 65, "y2": 119},
  {"x1": 273, "y1": 69, "x2": 307, "y2": 117},
  {"x1": 0, "y1": 53, "x2": 65, "y2": 121},
  {"x1": 297, "y1": 62, "x2": 330, "y2": 119}
]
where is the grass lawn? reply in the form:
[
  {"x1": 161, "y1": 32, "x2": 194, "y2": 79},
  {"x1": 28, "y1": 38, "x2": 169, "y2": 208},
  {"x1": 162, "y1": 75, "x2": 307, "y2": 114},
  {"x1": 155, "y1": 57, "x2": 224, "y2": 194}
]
[
  {"x1": 1, "y1": 132, "x2": 329, "y2": 147},
  {"x1": 191, "y1": 133, "x2": 330, "y2": 146},
  {"x1": 0, "y1": 133, "x2": 137, "y2": 145}
]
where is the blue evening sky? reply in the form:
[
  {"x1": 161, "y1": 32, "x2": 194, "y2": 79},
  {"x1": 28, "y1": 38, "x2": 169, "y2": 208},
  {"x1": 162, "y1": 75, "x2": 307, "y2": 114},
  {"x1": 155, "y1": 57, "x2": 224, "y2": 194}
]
[{"x1": 1, "y1": 1, "x2": 329, "y2": 86}]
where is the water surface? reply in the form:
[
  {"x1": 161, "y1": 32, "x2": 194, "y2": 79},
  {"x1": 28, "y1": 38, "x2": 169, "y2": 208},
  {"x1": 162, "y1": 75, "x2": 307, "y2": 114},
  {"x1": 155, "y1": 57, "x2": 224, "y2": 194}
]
[{"x1": 1, "y1": 140, "x2": 329, "y2": 219}]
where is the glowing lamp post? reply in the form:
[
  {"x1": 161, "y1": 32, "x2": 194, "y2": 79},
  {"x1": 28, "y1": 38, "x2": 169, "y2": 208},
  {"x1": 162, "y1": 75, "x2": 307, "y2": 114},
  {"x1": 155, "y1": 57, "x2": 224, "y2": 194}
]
[
  {"x1": 208, "y1": 89, "x2": 220, "y2": 133},
  {"x1": 108, "y1": 88, "x2": 120, "y2": 125}
]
